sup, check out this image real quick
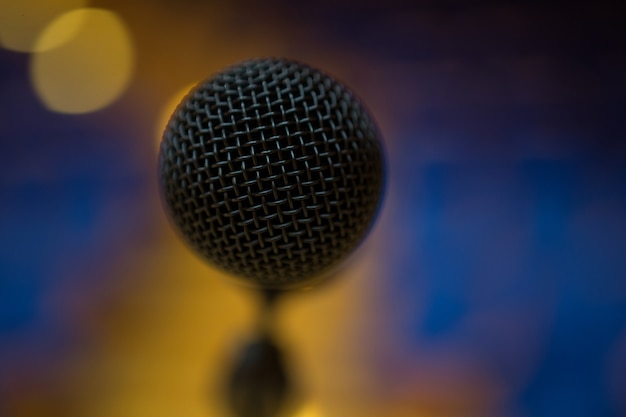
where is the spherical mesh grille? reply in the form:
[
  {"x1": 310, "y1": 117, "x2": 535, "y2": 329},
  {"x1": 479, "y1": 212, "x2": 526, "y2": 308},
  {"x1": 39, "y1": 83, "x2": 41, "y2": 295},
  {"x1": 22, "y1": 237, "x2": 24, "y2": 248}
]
[{"x1": 158, "y1": 58, "x2": 384, "y2": 288}]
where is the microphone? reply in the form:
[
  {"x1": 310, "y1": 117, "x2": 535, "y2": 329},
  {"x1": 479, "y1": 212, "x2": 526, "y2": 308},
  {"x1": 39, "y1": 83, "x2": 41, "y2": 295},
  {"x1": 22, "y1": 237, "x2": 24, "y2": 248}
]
[
  {"x1": 158, "y1": 58, "x2": 385, "y2": 289},
  {"x1": 158, "y1": 58, "x2": 385, "y2": 417}
]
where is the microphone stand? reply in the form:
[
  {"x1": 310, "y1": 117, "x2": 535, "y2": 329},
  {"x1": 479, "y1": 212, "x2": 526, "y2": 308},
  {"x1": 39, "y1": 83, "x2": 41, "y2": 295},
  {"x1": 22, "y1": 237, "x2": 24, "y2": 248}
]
[{"x1": 226, "y1": 290, "x2": 292, "y2": 417}]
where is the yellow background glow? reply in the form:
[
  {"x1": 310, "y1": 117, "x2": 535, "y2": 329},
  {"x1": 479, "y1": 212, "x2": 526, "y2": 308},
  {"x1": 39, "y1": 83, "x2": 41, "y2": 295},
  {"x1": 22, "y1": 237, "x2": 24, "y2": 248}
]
[
  {"x1": 30, "y1": 8, "x2": 134, "y2": 114},
  {"x1": 157, "y1": 82, "x2": 198, "y2": 151}
]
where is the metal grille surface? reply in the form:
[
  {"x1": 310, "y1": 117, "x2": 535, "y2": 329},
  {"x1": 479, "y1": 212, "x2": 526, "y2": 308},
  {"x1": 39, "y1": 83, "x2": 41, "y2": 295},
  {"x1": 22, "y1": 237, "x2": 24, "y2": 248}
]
[{"x1": 158, "y1": 58, "x2": 384, "y2": 288}]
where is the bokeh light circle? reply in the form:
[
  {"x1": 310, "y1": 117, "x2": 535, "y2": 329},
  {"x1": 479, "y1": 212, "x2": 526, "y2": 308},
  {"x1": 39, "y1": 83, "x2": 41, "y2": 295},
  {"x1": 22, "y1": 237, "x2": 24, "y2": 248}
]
[
  {"x1": 295, "y1": 403, "x2": 322, "y2": 417},
  {"x1": 30, "y1": 8, "x2": 135, "y2": 114},
  {"x1": 0, "y1": 0, "x2": 87, "y2": 52}
]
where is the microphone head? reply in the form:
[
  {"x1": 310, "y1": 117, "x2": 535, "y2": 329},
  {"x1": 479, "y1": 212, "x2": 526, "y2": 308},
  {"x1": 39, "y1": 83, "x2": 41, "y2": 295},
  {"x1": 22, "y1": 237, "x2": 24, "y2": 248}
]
[{"x1": 158, "y1": 58, "x2": 384, "y2": 289}]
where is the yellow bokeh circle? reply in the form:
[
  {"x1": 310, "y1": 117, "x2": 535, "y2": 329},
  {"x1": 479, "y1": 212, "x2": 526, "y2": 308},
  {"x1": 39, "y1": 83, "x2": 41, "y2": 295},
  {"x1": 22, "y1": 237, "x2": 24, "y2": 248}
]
[
  {"x1": 30, "y1": 8, "x2": 135, "y2": 114},
  {"x1": 0, "y1": 0, "x2": 88, "y2": 52}
]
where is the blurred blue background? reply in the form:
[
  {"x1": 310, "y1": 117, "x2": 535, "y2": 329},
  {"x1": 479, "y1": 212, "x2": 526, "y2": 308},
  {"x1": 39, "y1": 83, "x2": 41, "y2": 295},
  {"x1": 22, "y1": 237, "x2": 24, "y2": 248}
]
[{"x1": 1, "y1": 1, "x2": 625, "y2": 416}]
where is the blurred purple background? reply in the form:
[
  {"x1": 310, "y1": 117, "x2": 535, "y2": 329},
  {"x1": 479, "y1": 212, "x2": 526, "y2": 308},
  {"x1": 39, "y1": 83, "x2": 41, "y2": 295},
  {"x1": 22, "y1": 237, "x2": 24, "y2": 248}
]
[{"x1": 1, "y1": 1, "x2": 625, "y2": 416}]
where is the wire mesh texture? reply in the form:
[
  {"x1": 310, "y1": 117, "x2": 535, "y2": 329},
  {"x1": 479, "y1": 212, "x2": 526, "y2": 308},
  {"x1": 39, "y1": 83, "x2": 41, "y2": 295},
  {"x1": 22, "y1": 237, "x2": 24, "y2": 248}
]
[{"x1": 159, "y1": 58, "x2": 384, "y2": 288}]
